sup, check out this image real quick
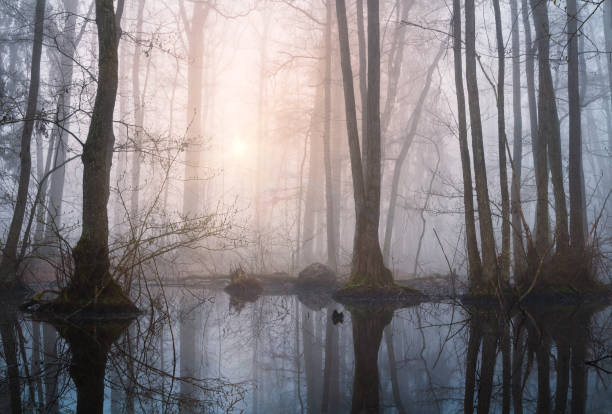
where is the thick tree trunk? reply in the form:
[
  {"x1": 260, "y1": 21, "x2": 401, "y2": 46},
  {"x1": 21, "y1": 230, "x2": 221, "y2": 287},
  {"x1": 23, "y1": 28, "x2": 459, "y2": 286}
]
[
  {"x1": 1, "y1": 0, "x2": 46, "y2": 285},
  {"x1": 452, "y1": 0, "x2": 482, "y2": 283},
  {"x1": 567, "y1": 0, "x2": 585, "y2": 253},
  {"x1": 465, "y1": 0, "x2": 497, "y2": 287},
  {"x1": 349, "y1": 308, "x2": 392, "y2": 413},
  {"x1": 530, "y1": 0, "x2": 569, "y2": 255},
  {"x1": 492, "y1": 0, "x2": 511, "y2": 282},
  {"x1": 510, "y1": 0, "x2": 525, "y2": 278},
  {"x1": 336, "y1": 0, "x2": 391, "y2": 286},
  {"x1": 70, "y1": 0, "x2": 131, "y2": 306}
]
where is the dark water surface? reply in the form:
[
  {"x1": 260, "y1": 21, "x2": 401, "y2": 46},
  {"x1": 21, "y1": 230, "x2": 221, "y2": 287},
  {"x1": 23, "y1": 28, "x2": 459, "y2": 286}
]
[{"x1": 1, "y1": 287, "x2": 611, "y2": 413}]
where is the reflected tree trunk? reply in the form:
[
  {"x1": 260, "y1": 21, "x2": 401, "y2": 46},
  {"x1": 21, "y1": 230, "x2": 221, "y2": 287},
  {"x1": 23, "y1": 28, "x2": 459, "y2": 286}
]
[
  {"x1": 43, "y1": 322, "x2": 59, "y2": 414},
  {"x1": 384, "y1": 326, "x2": 405, "y2": 414},
  {"x1": 301, "y1": 305, "x2": 322, "y2": 414},
  {"x1": 464, "y1": 315, "x2": 481, "y2": 414},
  {"x1": 321, "y1": 306, "x2": 339, "y2": 413},
  {"x1": 349, "y1": 308, "x2": 393, "y2": 413},
  {"x1": 0, "y1": 310, "x2": 21, "y2": 414}
]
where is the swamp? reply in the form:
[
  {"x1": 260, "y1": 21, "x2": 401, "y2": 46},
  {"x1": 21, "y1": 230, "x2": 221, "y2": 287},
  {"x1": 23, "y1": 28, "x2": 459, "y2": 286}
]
[{"x1": 1, "y1": 0, "x2": 612, "y2": 412}]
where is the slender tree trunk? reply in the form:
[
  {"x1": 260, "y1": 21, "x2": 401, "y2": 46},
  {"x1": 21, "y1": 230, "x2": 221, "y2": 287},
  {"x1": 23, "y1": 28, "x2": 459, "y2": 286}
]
[
  {"x1": 567, "y1": 0, "x2": 585, "y2": 254},
  {"x1": 465, "y1": 0, "x2": 497, "y2": 287},
  {"x1": 323, "y1": 0, "x2": 337, "y2": 271},
  {"x1": 493, "y1": 0, "x2": 510, "y2": 282},
  {"x1": 356, "y1": 0, "x2": 367, "y2": 172},
  {"x1": 520, "y1": 0, "x2": 543, "y2": 274},
  {"x1": 382, "y1": 46, "x2": 443, "y2": 265},
  {"x1": 302, "y1": 84, "x2": 325, "y2": 267},
  {"x1": 464, "y1": 317, "x2": 481, "y2": 414},
  {"x1": 130, "y1": 0, "x2": 145, "y2": 218},
  {"x1": 1, "y1": 0, "x2": 46, "y2": 285},
  {"x1": 321, "y1": 306, "x2": 339, "y2": 413},
  {"x1": 510, "y1": 0, "x2": 525, "y2": 278},
  {"x1": 452, "y1": 0, "x2": 482, "y2": 283},
  {"x1": 530, "y1": 0, "x2": 569, "y2": 255},
  {"x1": 182, "y1": 3, "x2": 207, "y2": 217},
  {"x1": 604, "y1": 1, "x2": 612, "y2": 147}
]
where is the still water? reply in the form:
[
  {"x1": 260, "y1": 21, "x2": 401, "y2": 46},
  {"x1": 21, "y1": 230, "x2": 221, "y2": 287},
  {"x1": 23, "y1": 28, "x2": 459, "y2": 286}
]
[{"x1": 1, "y1": 287, "x2": 611, "y2": 413}]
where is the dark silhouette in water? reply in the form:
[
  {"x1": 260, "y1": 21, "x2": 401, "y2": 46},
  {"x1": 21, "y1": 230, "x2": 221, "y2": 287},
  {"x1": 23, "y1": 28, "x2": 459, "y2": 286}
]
[
  {"x1": 348, "y1": 307, "x2": 393, "y2": 413},
  {"x1": 332, "y1": 309, "x2": 344, "y2": 325}
]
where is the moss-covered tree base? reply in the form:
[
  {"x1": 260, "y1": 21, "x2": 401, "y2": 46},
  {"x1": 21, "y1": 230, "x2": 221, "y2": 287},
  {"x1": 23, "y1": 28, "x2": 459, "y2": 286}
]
[
  {"x1": 25, "y1": 278, "x2": 139, "y2": 319},
  {"x1": 334, "y1": 275, "x2": 424, "y2": 307}
]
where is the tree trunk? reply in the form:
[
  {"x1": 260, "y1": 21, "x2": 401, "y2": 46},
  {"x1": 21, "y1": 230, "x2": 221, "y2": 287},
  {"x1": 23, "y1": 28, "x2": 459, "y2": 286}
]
[
  {"x1": 1, "y1": 0, "x2": 46, "y2": 285},
  {"x1": 130, "y1": 0, "x2": 145, "y2": 218},
  {"x1": 567, "y1": 0, "x2": 585, "y2": 254},
  {"x1": 465, "y1": 0, "x2": 497, "y2": 287},
  {"x1": 356, "y1": 0, "x2": 367, "y2": 172},
  {"x1": 301, "y1": 84, "x2": 325, "y2": 267},
  {"x1": 70, "y1": 0, "x2": 131, "y2": 306},
  {"x1": 492, "y1": 0, "x2": 510, "y2": 282},
  {"x1": 510, "y1": 0, "x2": 525, "y2": 278},
  {"x1": 43, "y1": 0, "x2": 79, "y2": 255},
  {"x1": 604, "y1": 1, "x2": 612, "y2": 151},
  {"x1": 382, "y1": 46, "x2": 443, "y2": 266},
  {"x1": 323, "y1": 0, "x2": 338, "y2": 271},
  {"x1": 349, "y1": 308, "x2": 392, "y2": 413},
  {"x1": 182, "y1": 3, "x2": 207, "y2": 217},
  {"x1": 321, "y1": 306, "x2": 339, "y2": 413},
  {"x1": 335, "y1": 0, "x2": 392, "y2": 286},
  {"x1": 530, "y1": 0, "x2": 569, "y2": 255},
  {"x1": 452, "y1": 0, "x2": 482, "y2": 283}
]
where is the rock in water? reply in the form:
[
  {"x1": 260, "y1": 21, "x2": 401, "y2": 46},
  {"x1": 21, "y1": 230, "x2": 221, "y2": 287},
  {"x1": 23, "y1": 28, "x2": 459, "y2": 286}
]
[{"x1": 297, "y1": 263, "x2": 337, "y2": 286}]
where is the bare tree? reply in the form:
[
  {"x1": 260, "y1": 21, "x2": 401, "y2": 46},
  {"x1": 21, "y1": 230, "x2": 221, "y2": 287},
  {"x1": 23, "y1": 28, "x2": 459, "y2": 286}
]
[
  {"x1": 335, "y1": 0, "x2": 393, "y2": 287},
  {"x1": 465, "y1": 0, "x2": 497, "y2": 287},
  {"x1": 0, "y1": 0, "x2": 46, "y2": 288},
  {"x1": 452, "y1": 0, "x2": 482, "y2": 283},
  {"x1": 67, "y1": 0, "x2": 134, "y2": 308}
]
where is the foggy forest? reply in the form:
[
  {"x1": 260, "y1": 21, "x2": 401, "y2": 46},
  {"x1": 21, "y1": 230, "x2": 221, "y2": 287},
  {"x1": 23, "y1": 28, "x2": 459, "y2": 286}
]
[{"x1": 0, "y1": 0, "x2": 611, "y2": 413}]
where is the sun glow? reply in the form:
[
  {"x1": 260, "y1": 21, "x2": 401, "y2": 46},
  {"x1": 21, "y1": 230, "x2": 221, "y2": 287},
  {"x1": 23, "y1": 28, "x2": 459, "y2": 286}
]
[{"x1": 232, "y1": 138, "x2": 247, "y2": 158}]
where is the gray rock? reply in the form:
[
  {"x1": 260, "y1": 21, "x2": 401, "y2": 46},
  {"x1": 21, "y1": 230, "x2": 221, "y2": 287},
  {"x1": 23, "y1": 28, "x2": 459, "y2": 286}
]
[{"x1": 297, "y1": 263, "x2": 337, "y2": 286}]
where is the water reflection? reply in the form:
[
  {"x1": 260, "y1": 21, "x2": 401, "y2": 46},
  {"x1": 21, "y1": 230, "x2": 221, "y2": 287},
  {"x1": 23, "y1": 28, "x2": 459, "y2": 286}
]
[{"x1": 0, "y1": 289, "x2": 610, "y2": 413}]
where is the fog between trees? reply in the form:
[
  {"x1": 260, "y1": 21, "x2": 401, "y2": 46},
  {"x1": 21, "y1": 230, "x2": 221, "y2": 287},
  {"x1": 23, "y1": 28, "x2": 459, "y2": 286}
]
[{"x1": 1, "y1": 0, "x2": 611, "y2": 293}]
